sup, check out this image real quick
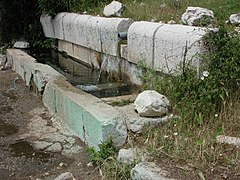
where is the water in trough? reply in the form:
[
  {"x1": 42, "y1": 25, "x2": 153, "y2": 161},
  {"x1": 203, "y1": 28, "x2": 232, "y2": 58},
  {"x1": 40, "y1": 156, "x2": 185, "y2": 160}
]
[{"x1": 30, "y1": 49, "x2": 135, "y2": 98}]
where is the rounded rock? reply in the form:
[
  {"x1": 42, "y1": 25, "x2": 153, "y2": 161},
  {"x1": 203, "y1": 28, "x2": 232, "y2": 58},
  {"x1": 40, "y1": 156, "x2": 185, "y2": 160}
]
[{"x1": 134, "y1": 90, "x2": 170, "y2": 117}]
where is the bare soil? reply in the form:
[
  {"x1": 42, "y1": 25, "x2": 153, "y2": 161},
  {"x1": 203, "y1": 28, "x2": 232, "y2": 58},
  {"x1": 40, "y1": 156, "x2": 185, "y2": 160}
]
[{"x1": 0, "y1": 70, "x2": 101, "y2": 180}]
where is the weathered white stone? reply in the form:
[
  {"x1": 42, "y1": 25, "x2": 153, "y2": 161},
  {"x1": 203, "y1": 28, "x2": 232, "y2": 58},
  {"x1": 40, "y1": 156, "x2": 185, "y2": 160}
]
[
  {"x1": 54, "y1": 12, "x2": 68, "y2": 40},
  {"x1": 40, "y1": 14, "x2": 55, "y2": 38},
  {"x1": 117, "y1": 148, "x2": 139, "y2": 164},
  {"x1": 72, "y1": 15, "x2": 92, "y2": 47},
  {"x1": 100, "y1": 18, "x2": 133, "y2": 56},
  {"x1": 103, "y1": 1, "x2": 124, "y2": 17},
  {"x1": 128, "y1": 21, "x2": 163, "y2": 67},
  {"x1": 58, "y1": 40, "x2": 74, "y2": 57},
  {"x1": 115, "y1": 104, "x2": 171, "y2": 133},
  {"x1": 43, "y1": 78, "x2": 128, "y2": 149},
  {"x1": 55, "y1": 172, "x2": 76, "y2": 180},
  {"x1": 154, "y1": 24, "x2": 208, "y2": 73},
  {"x1": 62, "y1": 13, "x2": 80, "y2": 43},
  {"x1": 85, "y1": 16, "x2": 104, "y2": 52},
  {"x1": 229, "y1": 13, "x2": 240, "y2": 25},
  {"x1": 6, "y1": 49, "x2": 64, "y2": 91},
  {"x1": 58, "y1": 40, "x2": 101, "y2": 69},
  {"x1": 134, "y1": 90, "x2": 170, "y2": 117},
  {"x1": 32, "y1": 63, "x2": 65, "y2": 91},
  {"x1": 131, "y1": 162, "x2": 176, "y2": 180},
  {"x1": 216, "y1": 135, "x2": 240, "y2": 147},
  {"x1": 45, "y1": 142, "x2": 62, "y2": 152},
  {"x1": 14, "y1": 41, "x2": 30, "y2": 49},
  {"x1": 181, "y1": 7, "x2": 214, "y2": 26}
]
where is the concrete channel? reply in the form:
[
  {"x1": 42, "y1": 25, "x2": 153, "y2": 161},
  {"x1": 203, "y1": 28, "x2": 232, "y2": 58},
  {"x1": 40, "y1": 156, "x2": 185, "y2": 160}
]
[
  {"x1": 6, "y1": 49, "x2": 127, "y2": 149},
  {"x1": 4, "y1": 13, "x2": 209, "y2": 151}
]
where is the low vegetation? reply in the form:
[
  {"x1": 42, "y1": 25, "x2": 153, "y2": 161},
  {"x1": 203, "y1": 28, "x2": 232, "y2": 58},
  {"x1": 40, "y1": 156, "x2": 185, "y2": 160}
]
[
  {"x1": 1, "y1": 0, "x2": 239, "y2": 179},
  {"x1": 89, "y1": 1, "x2": 240, "y2": 179},
  {"x1": 92, "y1": 0, "x2": 240, "y2": 24}
]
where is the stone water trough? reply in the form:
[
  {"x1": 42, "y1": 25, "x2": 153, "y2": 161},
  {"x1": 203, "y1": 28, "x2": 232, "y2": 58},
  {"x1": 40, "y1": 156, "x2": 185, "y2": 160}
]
[{"x1": 5, "y1": 13, "x2": 211, "y2": 149}]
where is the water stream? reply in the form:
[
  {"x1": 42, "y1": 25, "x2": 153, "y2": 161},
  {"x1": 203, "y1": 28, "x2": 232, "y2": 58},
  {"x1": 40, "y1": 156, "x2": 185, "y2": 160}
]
[{"x1": 30, "y1": 49, "x2": 135, "y2": 98}]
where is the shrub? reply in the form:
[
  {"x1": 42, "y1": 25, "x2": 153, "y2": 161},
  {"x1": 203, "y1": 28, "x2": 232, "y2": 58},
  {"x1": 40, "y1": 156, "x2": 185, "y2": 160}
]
[{"x1": 141, "y1": 25, "x2": 240, "y2": 124}]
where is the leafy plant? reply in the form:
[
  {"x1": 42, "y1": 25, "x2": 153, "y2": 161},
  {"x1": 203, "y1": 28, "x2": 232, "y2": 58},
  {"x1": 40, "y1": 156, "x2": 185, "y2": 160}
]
[{"x1": 87, "y1": 138, "x2": 117, "y2": 166}]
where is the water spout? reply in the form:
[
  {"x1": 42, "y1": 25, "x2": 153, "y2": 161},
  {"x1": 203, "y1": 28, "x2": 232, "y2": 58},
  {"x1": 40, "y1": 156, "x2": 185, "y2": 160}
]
[{"x1": 96, "y1": 58, "x2": 107, "y2": 84}]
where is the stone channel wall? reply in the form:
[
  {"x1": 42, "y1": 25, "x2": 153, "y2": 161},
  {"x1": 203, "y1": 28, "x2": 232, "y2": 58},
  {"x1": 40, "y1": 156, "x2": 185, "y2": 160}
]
[
  {"x1": 40, "y1": 13, "x2": 209, "y2": 84},
  {"x1": 6, "y1": 49, "x2": 127, "y2": 149}
]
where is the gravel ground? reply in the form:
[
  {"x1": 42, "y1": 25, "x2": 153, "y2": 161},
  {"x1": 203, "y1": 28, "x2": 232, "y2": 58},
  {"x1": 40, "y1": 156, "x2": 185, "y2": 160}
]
[{"x1": 0, "y1": 70, "x2": 100, "y2": 180}]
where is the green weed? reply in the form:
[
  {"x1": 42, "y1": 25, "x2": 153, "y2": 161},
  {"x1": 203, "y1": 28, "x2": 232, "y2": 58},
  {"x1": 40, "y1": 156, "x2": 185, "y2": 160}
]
[
  {"x1": 87, "y1": 138, "x2": 117, "y2": 166},
  {"x1": 135, "y1": 24, "x2": 240, "y2": 178}
]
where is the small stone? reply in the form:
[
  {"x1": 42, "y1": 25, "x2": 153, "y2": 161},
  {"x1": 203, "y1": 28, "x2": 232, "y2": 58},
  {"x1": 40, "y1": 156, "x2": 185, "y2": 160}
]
[
  {"x1": 216, "y1": 135, "x2": 240, "y2": 147},
  {"x1": 134, "y1": 90, "x2": 170, "y2": 117},
  {"x1": 181, "y1": 7, "x2": 214, "y2": 26},
  {"x1": 103, "y1": 1, "x2": 124, "y2": 17},
  {"x1": 55, "y1": 172, "x2": 76, "y2": 180},
  {"x1": 229, "y1": 13, "x2": 240, "y2": 25},
  {"x1": 87, "y1": 162, "x2": 93, "y2": 167},
  {"x1": 151, "y1": 18, "x2": 157, "y2": 22},
  {"x1": 13, "y1": 41, "x2": 30, "y2": 49},
  {"x1": 167, "y1": 20, "x2": 176, "y2": 24},
  {"x1": 59, "y1": 162, "x2": 67, "y2": 167}
]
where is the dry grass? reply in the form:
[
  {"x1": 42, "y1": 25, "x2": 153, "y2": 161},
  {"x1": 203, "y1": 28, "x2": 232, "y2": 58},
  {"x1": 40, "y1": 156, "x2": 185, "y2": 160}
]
[
  {"x1": 92, "y1": 0, "x2": 240, "y2": 24},
  {"x1": 128, "y1": 94, "x2": 240, "y2": 179},
  {"x1": 88, "y1": 1, "x2": 240, "y2": 179}
]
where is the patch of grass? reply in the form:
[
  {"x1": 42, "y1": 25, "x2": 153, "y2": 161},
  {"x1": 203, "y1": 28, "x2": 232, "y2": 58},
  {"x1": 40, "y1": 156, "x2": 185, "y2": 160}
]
[
  {"x1": 133, "y1": 25, "x2": 240, "y2": 178},
  {"x1": 101, "y1": 157, "x2": 135, "y2": 180},
  {"x1": 91, "y1": 0, "x2": 240, "y2": 24},
  {"x1": 87, "y1": 138, "x2": 135, "y2": 179},
  {"x1": 87, "y1": 138, "x2": 117, "y2": 166},
  {"x1": 133, "y1": 94, "x2": 240, "y2": 179}
]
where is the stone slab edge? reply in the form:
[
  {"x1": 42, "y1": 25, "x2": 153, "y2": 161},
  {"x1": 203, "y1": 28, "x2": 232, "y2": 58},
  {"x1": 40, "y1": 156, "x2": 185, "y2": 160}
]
[
  {"x1": 43, "y1": 78, "x2": 127, "y2": 149},
  {"x1": 6, "y1": 48, "x2": 127, "y2": 149},
  {"x1": 6, "y1": 49, "x2": 65, "y2": 91}
]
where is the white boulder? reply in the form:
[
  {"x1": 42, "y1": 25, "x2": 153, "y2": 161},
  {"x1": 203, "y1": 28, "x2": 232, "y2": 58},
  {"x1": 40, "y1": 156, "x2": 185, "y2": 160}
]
[
  {"x1": 55, "y1": 172, "x2": 76, "y2": 180},
  {"x1": 229, "y1": 13, "x2": 240, "y2": 25},
  {"x1": 181, "y1": 7, "x2": 214, "y2": 26},
  {"x1": 134, "y1": 90, "x2": 170, "y2": 117},
  {"x1": 103, "y1": 1, "x2": 124, "y2": 17},
  {"x1": 13, "y1": 41, "x2": 30, "y2": 49}
]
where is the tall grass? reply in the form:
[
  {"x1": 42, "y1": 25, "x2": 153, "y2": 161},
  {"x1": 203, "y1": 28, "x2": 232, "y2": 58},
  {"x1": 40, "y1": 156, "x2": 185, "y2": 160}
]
[{"x1": 92, "y1": 0, "x2": 240, "y2": 24}]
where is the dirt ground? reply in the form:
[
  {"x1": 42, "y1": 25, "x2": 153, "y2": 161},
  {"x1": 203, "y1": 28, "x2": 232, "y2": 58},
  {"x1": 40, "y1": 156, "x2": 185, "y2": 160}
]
[{"x1": 0, "y1": 70, "x2": 101, "y2": 180}]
